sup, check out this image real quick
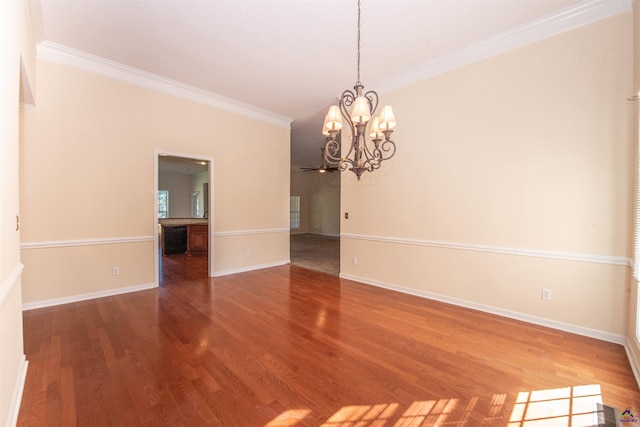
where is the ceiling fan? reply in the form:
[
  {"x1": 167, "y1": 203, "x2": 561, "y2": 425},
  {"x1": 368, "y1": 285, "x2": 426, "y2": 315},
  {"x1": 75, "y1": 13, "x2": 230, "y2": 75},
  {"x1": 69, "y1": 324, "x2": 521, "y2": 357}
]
[{"x1": 300, "y1": 147, "x2": 339, "y2": 173}]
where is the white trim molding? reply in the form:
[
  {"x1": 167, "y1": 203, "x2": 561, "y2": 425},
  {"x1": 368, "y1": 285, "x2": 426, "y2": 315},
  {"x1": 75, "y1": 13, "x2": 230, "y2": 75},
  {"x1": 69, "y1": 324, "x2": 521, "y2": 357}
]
[
  {"x1": 1, "y1": 263, "x2": 24, "y2": 307},
  {"x1": 372, "y1": 0, "x2": 631, "y2": 95},
  {"x1": 340, "y1": 272, "x2": 626, "y2": 345},
  {"x1": 213, "y1": 260, "x2": 290, "y2": 278},
  {"x1": 37, "y1": 41, "x2": 292, "y2": 129},
  {"x1": 215, "y1": 228, "x2": 290, "y2": 237},
  {"x1": 22, "y1": 282, "x2": 157, "y2": 311},
  {"x1": 20, "y1": 102, "x2": 35, "y2": 112},
  {"x1": 21, "y1": 236, "x2": 154, "y2": 250},
  {"x1": 1, "y1": 264, "x2": 28, "y2": 427},
  {"x1": 341, "y1": 233, "x2": 630, "y2": 266},
  {"x1": 8, "y1": 356, "x2": 28, "y2": 427},
  {"x1": 624, "y1": 337, "x2": 640, "y2": 390}
]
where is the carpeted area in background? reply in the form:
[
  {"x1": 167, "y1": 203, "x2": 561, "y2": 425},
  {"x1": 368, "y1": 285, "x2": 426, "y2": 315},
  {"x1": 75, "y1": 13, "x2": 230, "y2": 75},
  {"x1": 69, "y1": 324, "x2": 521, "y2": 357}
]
[{"x1": 290, "y1": 233, "x2": 340, "y2": 275}]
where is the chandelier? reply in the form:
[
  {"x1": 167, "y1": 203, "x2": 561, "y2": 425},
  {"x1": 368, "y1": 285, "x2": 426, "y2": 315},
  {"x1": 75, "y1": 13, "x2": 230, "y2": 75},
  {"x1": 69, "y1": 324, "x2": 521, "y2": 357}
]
[{"x1": 322, "y1": 0, "x2": 397, "y2": 181}]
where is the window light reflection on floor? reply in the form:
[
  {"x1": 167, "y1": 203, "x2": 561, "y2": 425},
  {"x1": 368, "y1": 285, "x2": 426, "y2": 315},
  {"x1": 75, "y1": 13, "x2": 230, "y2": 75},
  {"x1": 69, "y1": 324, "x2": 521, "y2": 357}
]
[
  {"x1": 265, "y1": 384, "x2": 605, "y2": 427},
  {"x1": 508, "y1": 384, "x2": 604, "y2": 427},
  {"x1": 264, "y1": 409, "x2": 313, "y2": 427},
  {"x1": 321, "y1": 403, "x2": 399, "y2": 426}
]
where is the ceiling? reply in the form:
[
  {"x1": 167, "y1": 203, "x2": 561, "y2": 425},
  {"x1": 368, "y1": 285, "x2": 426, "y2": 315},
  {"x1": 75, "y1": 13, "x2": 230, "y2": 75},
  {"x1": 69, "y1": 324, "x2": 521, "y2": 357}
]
[
  {"x1": 33, "y1": 0, "x2": 613, "y2": 168},
  {"x1": 159, "y1": 155, "x2": 208, "y2": 175}
]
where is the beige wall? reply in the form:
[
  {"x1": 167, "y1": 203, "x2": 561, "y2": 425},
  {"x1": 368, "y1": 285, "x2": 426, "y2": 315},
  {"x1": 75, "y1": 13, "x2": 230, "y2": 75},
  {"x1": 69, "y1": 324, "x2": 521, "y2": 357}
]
[
  {"x1": 341, "y1": 12, "x2": 634, "y2": 340},
  {"x1": 20, "y1": 59, "x2": 291, "y2": 305},
  {"x1": 290, "y1": 168, "x2": 340, "y2": 236},
  {"x1": 1, "y1": 0, "x2": 32, "y2": 425}
]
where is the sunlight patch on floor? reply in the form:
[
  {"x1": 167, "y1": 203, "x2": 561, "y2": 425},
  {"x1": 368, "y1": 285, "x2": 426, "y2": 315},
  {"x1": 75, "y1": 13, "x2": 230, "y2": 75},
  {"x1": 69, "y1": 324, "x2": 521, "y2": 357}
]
[
  {"x1": 322, "y1": 403, "x2": 399, "y2": 426},
  {"x1": 265, "y1": 409, "x2": 313, "y2": 427},
  {"x1": 265, "y1": 384, "x2": 607, "y2": 427},
  {"x1": 508, "y1": 384, "x2": 604, "y2": 427}
]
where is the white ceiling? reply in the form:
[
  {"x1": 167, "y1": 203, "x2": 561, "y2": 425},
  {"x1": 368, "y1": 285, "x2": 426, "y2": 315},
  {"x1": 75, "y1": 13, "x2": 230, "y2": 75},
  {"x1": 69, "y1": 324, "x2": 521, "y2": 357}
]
[
  {"x1": 33, "y1": 0, "x2": 627, "y2": 168},
  {"x1": 159, "y1": 155, "x2": 209, "y2": 175}
]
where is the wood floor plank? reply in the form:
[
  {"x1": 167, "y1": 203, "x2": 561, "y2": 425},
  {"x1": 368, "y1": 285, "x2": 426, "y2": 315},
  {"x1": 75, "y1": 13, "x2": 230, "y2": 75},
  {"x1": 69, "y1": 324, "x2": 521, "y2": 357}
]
[{"x1": 17, "y1": 256, "x2": 640, "y2": 426}]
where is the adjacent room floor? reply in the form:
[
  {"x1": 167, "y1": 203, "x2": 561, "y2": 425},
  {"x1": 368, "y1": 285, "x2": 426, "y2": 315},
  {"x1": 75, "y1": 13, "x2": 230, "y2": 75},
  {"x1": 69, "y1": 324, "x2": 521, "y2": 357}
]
[{"x1": 290, "y1": 233, "x2": 340, "y2": 275}]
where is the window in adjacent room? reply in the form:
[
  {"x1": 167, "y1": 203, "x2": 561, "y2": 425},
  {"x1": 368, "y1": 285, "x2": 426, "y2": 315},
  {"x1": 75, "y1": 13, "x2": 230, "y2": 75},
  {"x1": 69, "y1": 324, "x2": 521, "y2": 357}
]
[
  {"x1": 191, "y1": 191, "x2": 200, "y2": 218},
  {"x1": 158, "y1": 190, "x2": 169, "y2": 218},
  {"x1": 290, "y1": 196, "x2": 300, "y2": 230}
]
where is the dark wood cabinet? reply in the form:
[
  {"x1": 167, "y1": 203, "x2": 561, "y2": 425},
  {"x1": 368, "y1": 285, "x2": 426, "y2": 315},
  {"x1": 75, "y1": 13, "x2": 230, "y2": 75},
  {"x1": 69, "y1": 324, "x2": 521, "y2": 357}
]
[
  {"x1": 187, "y1": 224, "x2": 208, "y2": 255},
  {"x1": 162, "y1": 223, "x2": 208, "y2": 256}
]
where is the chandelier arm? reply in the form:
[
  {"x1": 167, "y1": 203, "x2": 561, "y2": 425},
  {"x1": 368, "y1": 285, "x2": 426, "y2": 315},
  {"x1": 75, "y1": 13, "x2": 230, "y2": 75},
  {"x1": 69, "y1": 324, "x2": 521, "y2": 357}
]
[
  {"x1": 338, "y1": 158, "x2": 351, "y2": 172},
  {"x1": 363, "y1": 90, "x2": 379, "y2": 116},
  {"x1": 324, "y1": 139, "x2": 342, "y2": 163},
  {"x1": 338, "y1": 90, "x2": 358, "y2": 163},
  {"x1": 373, "y1": 139, "x2": 397, "y2": 162},
  {"x1": 340, "y1": 124, "x2": 357, "y2": 167},
  {"x1": 361, "y1": 147, "x2": 381, "y2": 171},
  {"x1": 359, "y1": 132, "x2": 378, "y2": 160},
  {"x1": 340, "y1": 89, "x2": 356, "y2": 109},
  {"x1": 324, "y1": 135, "x2": 353, "y2": 175},
  {"x1": 339, "y1": 158, "x2": 354, "y2": 173}
]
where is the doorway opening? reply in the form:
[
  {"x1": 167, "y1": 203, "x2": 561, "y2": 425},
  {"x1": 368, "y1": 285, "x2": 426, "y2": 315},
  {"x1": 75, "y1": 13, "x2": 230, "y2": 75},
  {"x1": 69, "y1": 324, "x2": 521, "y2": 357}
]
[
  {"x1": 154, "y1": 150, "x2": 214, "y2": 286},
  {"x1": 289, "y1": 167, "x2": 341, "y2": 275}
]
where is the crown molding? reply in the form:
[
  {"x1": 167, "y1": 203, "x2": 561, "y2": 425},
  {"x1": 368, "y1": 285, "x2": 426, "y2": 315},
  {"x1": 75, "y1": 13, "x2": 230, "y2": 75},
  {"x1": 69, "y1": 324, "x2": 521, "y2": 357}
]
[
  {"x1": 372, "y1": 0, "x2": 632, "y2": 94},
  {"x1": 36, "y1": 41, "x2": 293, "y2": 129}
]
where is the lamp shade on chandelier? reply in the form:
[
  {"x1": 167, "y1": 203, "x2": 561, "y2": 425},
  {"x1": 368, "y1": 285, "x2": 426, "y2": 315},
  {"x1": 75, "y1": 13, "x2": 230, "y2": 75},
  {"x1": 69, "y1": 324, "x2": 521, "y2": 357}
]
[{"x1": 322, "y1": 0, "x2": 397, "y2": 180}]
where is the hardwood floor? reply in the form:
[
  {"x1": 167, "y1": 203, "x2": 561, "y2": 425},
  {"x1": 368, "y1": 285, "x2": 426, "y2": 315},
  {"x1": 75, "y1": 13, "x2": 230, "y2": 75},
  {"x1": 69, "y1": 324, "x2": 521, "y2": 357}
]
[{"x1": 18, "y1": 255, "x2": 640, "y2": 426}]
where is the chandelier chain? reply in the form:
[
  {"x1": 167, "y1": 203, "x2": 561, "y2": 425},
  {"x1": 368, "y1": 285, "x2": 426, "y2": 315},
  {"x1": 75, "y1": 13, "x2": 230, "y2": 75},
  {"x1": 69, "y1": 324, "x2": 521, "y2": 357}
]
[{"x1": 356, "y1": 0, "x2": 361, "y2": 86}]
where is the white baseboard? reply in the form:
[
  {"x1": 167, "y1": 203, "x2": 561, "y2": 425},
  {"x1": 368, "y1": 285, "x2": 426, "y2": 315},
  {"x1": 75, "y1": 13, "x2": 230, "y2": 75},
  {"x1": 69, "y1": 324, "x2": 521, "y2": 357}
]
[
  {"x1": 624, "y1": 338, "x2": 640, "y2": 390},
  {"x1": 292, "y1": 232, "x2": 340, "y2": 238},
  {"x1": 21, "y1": 259, "x2": 292, "y2": 308},
  {"x1": 22, "y1": 282, "x2": 157, "y2": 311},
  {"x1": 213, "y1": 260, "x2": 290, "y2": 277},
  {"x1": 313, "y1": 233, "x2": 340, "y2": 238},
  {"x1": 215, "y1": 228, "x2": 290, "y2": 237},
  {"x1": 340, "y1": 272, "x2": 626, "y2": 345},
  {"x1": 7, "y1": 356, "x2": 28, "y2": 427}
]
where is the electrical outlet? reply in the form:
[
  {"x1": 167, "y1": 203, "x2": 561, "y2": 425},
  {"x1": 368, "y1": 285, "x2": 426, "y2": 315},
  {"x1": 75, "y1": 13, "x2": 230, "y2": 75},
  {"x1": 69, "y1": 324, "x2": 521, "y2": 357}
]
[
  {"x1": 352, "y1": 257, "x2": 358, "y2": 265},
  {"x1": 112, "y1": 266, "x2": 120, "y2": 276},
  {"x1": 345, "y1": 212, "x2": 349, "y2": 219},
  {"x1": 541, "y1": 288, "x2": 551, "y2": 301}
]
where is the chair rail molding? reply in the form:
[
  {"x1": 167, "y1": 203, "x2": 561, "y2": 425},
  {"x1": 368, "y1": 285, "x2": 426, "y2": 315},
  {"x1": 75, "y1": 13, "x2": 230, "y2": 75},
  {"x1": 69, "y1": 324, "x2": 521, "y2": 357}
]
[
  {"x1": 21, "y1": 236, "x2": 154, "y2": 250},
  {"x1": 341, "y1": 233, "x2": 630, "y2": 266}
]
